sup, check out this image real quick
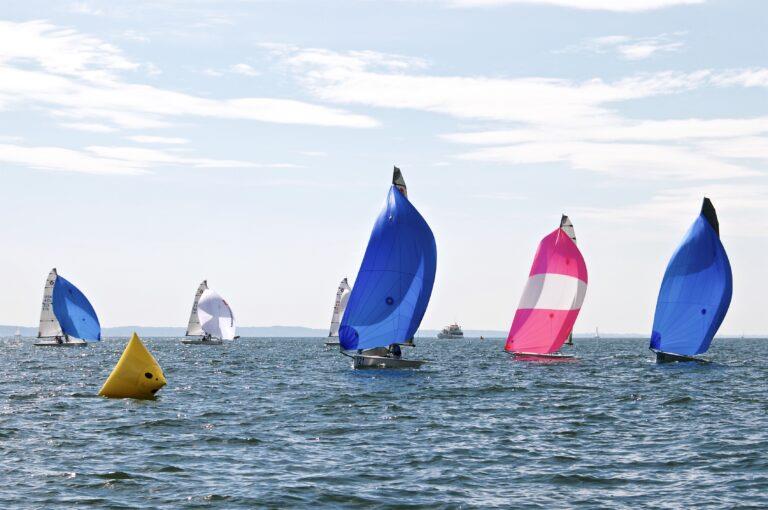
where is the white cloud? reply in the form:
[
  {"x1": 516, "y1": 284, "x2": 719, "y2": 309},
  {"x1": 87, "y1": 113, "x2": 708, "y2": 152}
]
[
  {"x1": 230, "y1": 63, "x2": 260, "y2": 76},
  {"x1": 0, "y1": 20, "x2": 378, "y2": 136},
  {"x1": 444, "y1": 0, "x2": 706, "y2": 11},
  {"x1": 0, "y1": 142, "x2": 299, "y2": 175},
  {"x1": 127, "y1": 135, "x2": 189, "y2": 144},
  {"x1": 560, "y1": 33, "x2": 686, "y2": 60},
  {"x1": 59, "y1": 122, "x2": 118, "y2": 133},
  {"x1": 575, "y1": 184, "x2": 768, "y2": 237},
  {"x1": 271, "y1": 45, "x2": 768, "y2": 181}
]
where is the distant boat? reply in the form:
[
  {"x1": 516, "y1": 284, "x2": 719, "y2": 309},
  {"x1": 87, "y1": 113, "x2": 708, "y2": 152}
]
[
  {"x1": 595, "y1": 327, "x2": 600, "y2": 340},
  {"x1": 650, "y1": 198, "x2": 732, "y2": 363},
  {"x1": 182, "y1": 280, "x2": 237, "y2": 345},
  {"x1": 34, "y1": 268, "x2": 100, "y2": 347},
  {"x1": 339, "y1": 167, "x2": 436, "y2": 369},
  {"x1": 14, "y1": 328, "x2": 21, "y2": 340},
  {"x1": 437, "y1": 323, "x2": 464, "y2": 339},
  {"x1": 324, "y1": 278, "x2": 351, "y2": 347},
  {"x1": 505, "y1": 215, "x2": 588, "y2": 360}
]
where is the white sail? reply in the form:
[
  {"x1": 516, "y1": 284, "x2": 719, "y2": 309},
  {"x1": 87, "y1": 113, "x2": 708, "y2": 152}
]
[
  {"x1": 328, "y1": 278, "x2": 352, "y2": 337},
  {"x1": 38, "y1": 268, "x2": 62, "y2": 338},
  {"x1": 185, "y1": 280, "x2": 208, "y2": 336},
  {"x1": 197, "y1": 289, "x2": 236, "y2": 340}
]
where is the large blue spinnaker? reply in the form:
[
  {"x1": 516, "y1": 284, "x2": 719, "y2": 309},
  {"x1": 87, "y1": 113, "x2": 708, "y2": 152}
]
[
  {"x1": 650, "y1": 198, "x2": 732, "y2": 356},
  {"x1": 52, "y1": 275, "x2": 101, "y2": 341},
  {"x1": 339, "y1": 185, "x2": 437, "y2": 351}
]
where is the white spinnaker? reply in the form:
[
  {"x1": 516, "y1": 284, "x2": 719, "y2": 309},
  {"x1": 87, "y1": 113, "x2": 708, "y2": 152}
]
[
  {"x1": 328, "y1": 278, "x2": 352, "y2": 337},
  {"x1": 185, "y1": 280, "x2": 208, "y2": 336},
  {"x1": 197, "y1": 289, "x2": 236, "y2": 340},
  {"x1": 38, "y1": 268, "x2": 62, "y2": 338}
]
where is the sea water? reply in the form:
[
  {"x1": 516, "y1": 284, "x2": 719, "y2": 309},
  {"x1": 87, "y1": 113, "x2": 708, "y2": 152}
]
[{"x1": 1, "y1": 337, "x2": 767, "y2": 508}]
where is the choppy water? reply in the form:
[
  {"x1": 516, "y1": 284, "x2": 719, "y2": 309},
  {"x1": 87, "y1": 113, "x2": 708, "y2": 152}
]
[{"x1": 1, "y1": 337, "x2": 767, "y2": 508}]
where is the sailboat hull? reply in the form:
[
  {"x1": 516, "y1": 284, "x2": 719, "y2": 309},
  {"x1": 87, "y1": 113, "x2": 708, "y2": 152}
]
[
  {"x1": 352, "y1": 355, "x2": 426, "y2": 369},
  {"x1": 181, "y1": 338, "x2": 224, "y2": 345},
  {"x1": 508, "y1": 351, "x2": 576, "y2": 361},
  {"x1": 325, "y1": 340, "x2": 341, "y2": 347},
  {"x1": 653, "y1": 350, "x2": 709, "y2": 364},
  {"x1": 34, "y1": 339, "x2": 87, "y2": 347}
]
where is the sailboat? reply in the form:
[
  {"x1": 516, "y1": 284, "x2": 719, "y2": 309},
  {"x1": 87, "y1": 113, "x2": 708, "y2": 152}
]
[
  {"x1": 14, "y1": 328, "x2": 21, "y2": 340},
  {"x1": 505, "y1": 215, "x2": 588, "y2": 360},
  {"x1": 338, "y1": 167, "x2": 436, "y2": 369},
  {"x1": 34, "y1": 268, "x2": 101, "y2": 347},
  {"x1": 595, "y1": 327, "x2": 600, "y2": 340},
  {"x1": 650, "y1": 198, "x2": 732, "y2": 363},
  {"x1": 324, "y1": 278, "x2": 351, "y2": 347},
  {"x1": 181, "y1": 280, "x2": 237, "y2": 345}
]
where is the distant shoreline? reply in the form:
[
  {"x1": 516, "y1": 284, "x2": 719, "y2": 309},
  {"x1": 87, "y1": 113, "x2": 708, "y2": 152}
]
[{"x1": 2, "y1": 325, "x2": 764, "y2": 339}]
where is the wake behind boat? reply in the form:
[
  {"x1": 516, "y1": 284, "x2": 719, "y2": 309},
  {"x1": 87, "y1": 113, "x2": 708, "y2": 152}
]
[
  {"x1": 505, "y1": 215, "x2": 587, "y2": 361},
  {"x1": 181, "y1": 280, "x2": 237, "y2": 345},
  {"x1": 34, "y1": 268, "x2": 100, "y2": 347},
  {"x1": 649, "y1": 198, "x2": 732, "y2": 364},
  {"x1": 338, "y1": 167, "x2": 436, "y2": 369}
]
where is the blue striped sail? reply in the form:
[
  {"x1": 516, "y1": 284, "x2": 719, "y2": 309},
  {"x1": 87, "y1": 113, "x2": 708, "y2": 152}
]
[
  {"x1": 53, "y1": 275, "x2": 101, "y2": 341},
  {"x1": 339, "y1": 184, "x2": 437, "y2": 351},
  {"x1": 650, "y1": 198, "x2": 732, "y2": 356}
]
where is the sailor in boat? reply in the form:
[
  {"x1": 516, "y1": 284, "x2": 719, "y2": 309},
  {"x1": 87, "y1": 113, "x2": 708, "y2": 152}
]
[{"x1": 389, "y1": 343, "x2": 402, "y2": 359}]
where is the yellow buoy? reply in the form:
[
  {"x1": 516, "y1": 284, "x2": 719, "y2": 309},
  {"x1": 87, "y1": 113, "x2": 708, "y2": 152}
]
[{"x1": 99, "y1": 333, "x2": 167, "y2": 400}]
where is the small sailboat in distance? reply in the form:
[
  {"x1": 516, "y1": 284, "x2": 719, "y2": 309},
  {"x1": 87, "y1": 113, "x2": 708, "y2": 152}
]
[
  {"x1": 182, "y1": 280, "x2": 237, "y2": 345},
  {"x1": 14, "y1": 328, "x2": 21, "y2": 340},
  {"x1": 339, "y1": 167, "x2": 437, "y2": 369},
  {"x1": 650, "y1": 198, "x2": 732, "y2": 363},
  {"x1": 325, "y1": 277, "x2": 351, "y2": 347},
  {"x1": 505, "y1": 215, "x2": 588, "y2": 360},
  {"x1": 34, "y1": 268, "x2": 101, "y2": 347}
]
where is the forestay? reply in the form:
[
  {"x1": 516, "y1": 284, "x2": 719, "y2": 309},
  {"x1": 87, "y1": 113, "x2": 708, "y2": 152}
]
[
  {"x1": 197, "y1": 289, "x2": 236, "y2": 340},
  {"x1": 505, "y1": 220, "x2": 588, "y2": 354},
  {"x1": 328, "y1": 278, "x2": 352, "y2": 337},
  {"x1": 339, "y1": 184, "x2": 437, "y2": 351},
  {"x1": 650, "y1": 198, "x2": 732, "y2": 356},
  {"x1": 185, "y1": 281, "x2": 207, "y2": 336}
]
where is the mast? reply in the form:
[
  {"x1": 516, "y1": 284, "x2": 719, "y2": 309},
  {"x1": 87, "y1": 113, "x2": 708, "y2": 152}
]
[
  {"x1": 562, "y1": 215, "x2": 577, "y2": 347},
  {"x1": 185, "y1": 280, "x2": 208, "y2": 337},
  {"x1": 38, "y1": 268, "x2": 63, "y2": 339},
  {"x1": 393, "y1": 166, "x2": 407, "y2": 197}
]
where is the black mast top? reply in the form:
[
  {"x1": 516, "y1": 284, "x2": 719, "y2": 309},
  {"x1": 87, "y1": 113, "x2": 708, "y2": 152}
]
[
  {"x1": 392, "y1": 166, "x2": 407, "y2": 197},
  {"x1": 701, "y1": 197, "x2": 719, "y2": 237}
]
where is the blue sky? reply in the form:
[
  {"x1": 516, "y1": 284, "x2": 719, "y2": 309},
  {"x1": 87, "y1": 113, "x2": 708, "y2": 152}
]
[{"x1": 1, "y1": 0, "x2": 766, "y2": 334}]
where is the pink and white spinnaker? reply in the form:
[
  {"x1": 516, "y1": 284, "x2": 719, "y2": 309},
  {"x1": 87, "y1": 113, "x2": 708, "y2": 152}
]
[{"x1": 505, "y1": 215, "x2": 587, "y2": 356}]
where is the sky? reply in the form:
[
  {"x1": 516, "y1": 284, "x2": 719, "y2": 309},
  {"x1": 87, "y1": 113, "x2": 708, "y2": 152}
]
[{"x1": 0, "y1": 0, "x2": 766, "y2": 334}]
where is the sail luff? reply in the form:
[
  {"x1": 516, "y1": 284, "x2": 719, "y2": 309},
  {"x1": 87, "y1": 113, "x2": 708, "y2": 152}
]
[
  {"x1": 185, "y1": 280, "x2": 208, "y2": 336},
  {"x1": 38, "y1": 268, "x2": 62, "y2": 338},
  {"x1": 328, "y1": 278, "x2": 351, "y2": 337}
]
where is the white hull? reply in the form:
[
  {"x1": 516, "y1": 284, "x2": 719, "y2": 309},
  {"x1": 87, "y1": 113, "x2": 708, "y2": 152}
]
[
  {"x1": 508, "y1": 351, "x2": 575, "y2": 360},
  {"x1": 352, "y1": 354, "x2": 426, "y2": 369},
  {"x1": 325, "y1": 339, "x2": 340, "y2": 346},
  {"x1": 437, "y1": 333, "x2": 464, "y2": 339},
  {"x1": 34, "y1": 339, "x2": 87, "y2": 347},
  {"x1": 181, "y1": 338, "x2": 224, "y2": 345}
]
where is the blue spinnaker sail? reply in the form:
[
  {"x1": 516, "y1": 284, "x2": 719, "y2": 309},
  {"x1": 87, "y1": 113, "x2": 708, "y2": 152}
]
[
  {"x1": 650, "y1": 198, "x2": 732, "y2": 356},
  {"x1": 339, "y1": 185, "x2": 437, "y2": 351},
  {"x1": 52, "y1": 275, "x2": 101, "y2": 341}
]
